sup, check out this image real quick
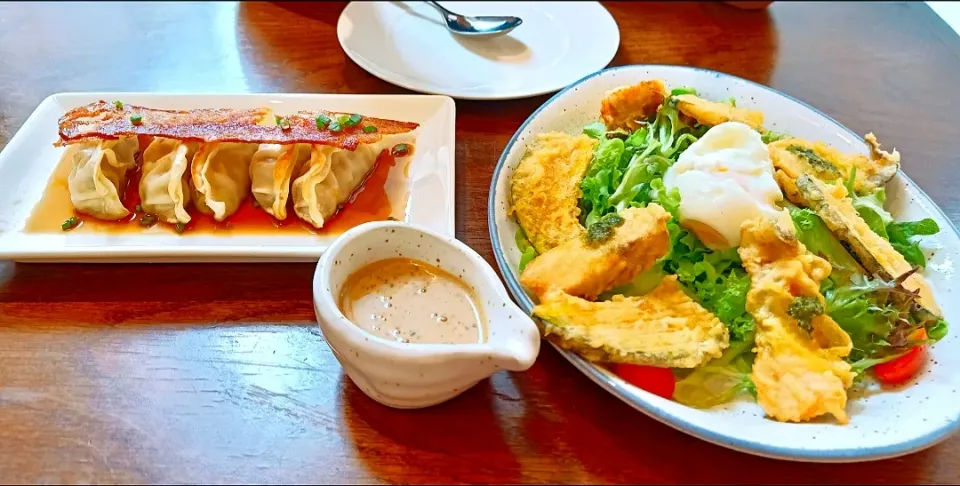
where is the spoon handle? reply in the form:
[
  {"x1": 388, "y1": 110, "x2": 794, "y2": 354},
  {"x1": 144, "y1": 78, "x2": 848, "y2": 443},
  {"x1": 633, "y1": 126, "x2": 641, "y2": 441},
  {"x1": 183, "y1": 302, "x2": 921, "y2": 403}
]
[{"x1": 424, "y1": 1, "x2": 455, "y2": 18}]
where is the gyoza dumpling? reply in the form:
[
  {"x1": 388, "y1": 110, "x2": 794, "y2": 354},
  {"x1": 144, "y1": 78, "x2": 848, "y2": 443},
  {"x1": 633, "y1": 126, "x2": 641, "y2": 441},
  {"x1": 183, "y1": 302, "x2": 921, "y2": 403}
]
[
  {"x1": 291, "y1": 133, "x2": 413, "y2": 229},
  {"x1": 191, "y1": 142, "x2": 258, "y2": 221},
  {"x1": 66, "y1": 136, "x2": 139, "y2": 220},
  {"x1": 290, "y1": 145, "x2": 337, "y2": 227},
  {"x1": 249, "y1": 143, "x2": 312, "y2": 220},
  {"x1": 140, "y1": 138, "x2": 199, "y2": 224}
]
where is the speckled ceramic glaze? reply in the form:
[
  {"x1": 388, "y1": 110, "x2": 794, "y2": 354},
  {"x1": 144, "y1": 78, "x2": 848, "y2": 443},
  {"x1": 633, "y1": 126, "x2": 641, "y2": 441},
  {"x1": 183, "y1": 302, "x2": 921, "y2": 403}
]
[
  {"x1": 488, "y1": 65, "x2": 960, "y2": 462},
  {"x1": 314, "y1": 221, "x2": 541, "y2": 409}
]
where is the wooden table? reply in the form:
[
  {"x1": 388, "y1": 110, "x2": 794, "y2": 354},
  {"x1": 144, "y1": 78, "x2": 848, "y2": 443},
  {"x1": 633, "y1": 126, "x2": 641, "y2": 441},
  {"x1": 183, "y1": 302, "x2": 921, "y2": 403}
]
[{"x1": 1, "y1": 1, "x2": 959, "y2": 483}]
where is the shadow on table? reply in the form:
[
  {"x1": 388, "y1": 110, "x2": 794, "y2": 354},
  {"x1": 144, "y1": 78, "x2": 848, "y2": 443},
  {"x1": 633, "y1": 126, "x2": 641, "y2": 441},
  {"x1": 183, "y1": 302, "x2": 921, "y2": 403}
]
[
  {"x1": 340, "y1": 373, "x2": 524, "y2": 484},
  {"x1": 507, "y1": 346, "x2": 938, "y2": 483}
]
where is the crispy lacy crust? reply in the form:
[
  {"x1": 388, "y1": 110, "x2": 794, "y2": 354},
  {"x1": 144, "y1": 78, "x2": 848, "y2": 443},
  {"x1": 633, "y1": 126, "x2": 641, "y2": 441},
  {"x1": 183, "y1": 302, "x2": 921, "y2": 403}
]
[
  {"x1": 58, "y1": 101, "x2": 419, "y2": 151},
  {"x1": 533, "y1": 276, "x2": 729, "y2": 368}
]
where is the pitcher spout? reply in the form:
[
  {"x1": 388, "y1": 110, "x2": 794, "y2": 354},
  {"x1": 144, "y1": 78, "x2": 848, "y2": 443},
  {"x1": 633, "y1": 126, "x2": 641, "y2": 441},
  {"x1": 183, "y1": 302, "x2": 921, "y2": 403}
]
[{"x1": 487, "y1": 302, "x2": 541, "y2": 372}]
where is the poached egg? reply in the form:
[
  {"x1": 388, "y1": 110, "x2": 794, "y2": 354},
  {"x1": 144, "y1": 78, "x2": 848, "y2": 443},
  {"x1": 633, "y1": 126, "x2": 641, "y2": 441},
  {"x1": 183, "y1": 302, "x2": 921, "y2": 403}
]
[{"x1": 663, "y1": 121, "x2": 791, "y2": 249}]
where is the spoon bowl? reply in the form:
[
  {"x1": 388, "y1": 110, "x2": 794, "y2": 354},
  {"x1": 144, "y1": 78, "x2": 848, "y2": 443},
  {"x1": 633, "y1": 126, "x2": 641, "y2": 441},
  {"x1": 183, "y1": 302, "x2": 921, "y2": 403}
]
[{"x1": 425, "y1": 1, "x2": 523, "y2": 37}]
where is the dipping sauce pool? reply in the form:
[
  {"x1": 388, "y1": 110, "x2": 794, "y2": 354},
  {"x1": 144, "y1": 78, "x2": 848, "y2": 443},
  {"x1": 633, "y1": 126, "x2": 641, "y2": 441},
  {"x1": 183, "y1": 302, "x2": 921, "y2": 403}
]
[{"x1": 339, "y1": 257, "x2": 486, "y2": 344}]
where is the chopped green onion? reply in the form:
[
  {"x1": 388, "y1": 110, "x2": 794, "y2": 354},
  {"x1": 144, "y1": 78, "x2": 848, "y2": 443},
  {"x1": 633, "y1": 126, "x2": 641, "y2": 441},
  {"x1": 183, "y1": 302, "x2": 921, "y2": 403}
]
[
  {"x1": 135, "y1": 204, "x2": 143, "y2": 213},
  {"x1": 174, "y1": 222, "x2": 187, "y2": 234},
  {"x1": 139, "y1": 213, "x2": 158, "y2": 227},
  {"x1": 275, "y1": 116, "x2": 291, "y2": 130},
  {"x1": 336, "y1": 114, "x2": 350, "y2": 126},
  {"x1": 275, "y1": 115, "x2": 282, "y2": 125},
  {"x1": 130, "y1": 114, "x2": 143, "y2": 125},
  {"x1": 316, "y1": 114, "x2": 331, "y2": 130},
  {"x1": 362, "y1": 125, "x2": 378, "y2": 134},
  {"x1": 345, "y1": 114, "x2": 362, "y2": 128},
  {"x1": 329, "y1": 120, "x2": 343, "y2": 132},
  {"x1": 113, "y1": 100, "x2": 123, "y2": 110},
  {"x1": 61, "y1": 216, "x2": 80, "y2": 231},
  {"x1": 391, "y1": 143, "x2": 410, "y2": 157}
]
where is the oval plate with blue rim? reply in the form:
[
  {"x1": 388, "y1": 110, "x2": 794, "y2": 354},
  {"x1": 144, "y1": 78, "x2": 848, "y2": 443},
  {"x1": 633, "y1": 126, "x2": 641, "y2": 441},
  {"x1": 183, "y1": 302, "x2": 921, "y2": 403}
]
[{"x1": 487, "y1": 65, "x2": 960, "y2": 462}]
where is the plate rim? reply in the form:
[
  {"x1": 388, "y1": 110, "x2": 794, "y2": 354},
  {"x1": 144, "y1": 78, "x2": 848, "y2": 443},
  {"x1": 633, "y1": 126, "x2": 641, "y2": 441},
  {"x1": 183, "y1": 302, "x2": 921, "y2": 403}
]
[
  {"x1": 0, "y1": 91, "x2": 457, "y2": 263},
  {"x1": 336, "y1": 1, "x2": 621, "y2": 101},
  {"x1": 486, "y1": 63, "x2": 960, "y2": 462}
]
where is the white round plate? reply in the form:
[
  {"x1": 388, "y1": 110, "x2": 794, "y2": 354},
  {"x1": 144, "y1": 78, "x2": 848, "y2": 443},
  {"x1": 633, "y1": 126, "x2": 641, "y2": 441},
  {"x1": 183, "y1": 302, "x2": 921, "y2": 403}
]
[
  {"x1": 488, "y1": 65, "x2": 960, "y2": 462},
  {"x1": 336, "y1": 1, "x2": 620, "y2": 100}
]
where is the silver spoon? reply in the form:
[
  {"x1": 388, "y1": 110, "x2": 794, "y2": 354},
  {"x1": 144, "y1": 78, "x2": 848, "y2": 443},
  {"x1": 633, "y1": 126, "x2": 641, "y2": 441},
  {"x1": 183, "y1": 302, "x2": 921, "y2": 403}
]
[{"x1": 424, "y1": 1, "x2": 523, "y2": 37}]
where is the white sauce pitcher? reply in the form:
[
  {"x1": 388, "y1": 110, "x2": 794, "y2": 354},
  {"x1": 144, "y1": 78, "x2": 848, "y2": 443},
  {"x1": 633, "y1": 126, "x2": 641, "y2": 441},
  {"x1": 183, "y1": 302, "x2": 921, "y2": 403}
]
[{"x1": 313, "y1": 221, "x2": 541, "y2": 409}]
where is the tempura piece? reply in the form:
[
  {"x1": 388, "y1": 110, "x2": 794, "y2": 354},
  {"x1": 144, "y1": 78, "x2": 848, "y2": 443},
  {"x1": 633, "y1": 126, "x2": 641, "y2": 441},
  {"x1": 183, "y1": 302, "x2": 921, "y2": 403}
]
[
  {"x1": 768, "y1": 135, "x2": 899, "y2": 195},
  {"x1": 533, "y1": 275, "x2": 729, "y2": 368},
  {"x1": 864, "y1": 132, "x2": 901, "y2": 191},
  {"x1": 776, "y1": 172, "x2": 941, "y2": 318},
  {"x1": 739, "y1": 217, "x2": 855, "y2": 424},
  {"x1": 674, "y1": 94, "x2": 764, "y2": 130},
  {"x1": 600, "y1": 80, "x2": 668, "y2": 131},
  {"x1": 521, "y1": 205, "x2": 671, "y2": 301},
  {"x1": 510, "y1": 132, "x2": 597, "y2": 253}
]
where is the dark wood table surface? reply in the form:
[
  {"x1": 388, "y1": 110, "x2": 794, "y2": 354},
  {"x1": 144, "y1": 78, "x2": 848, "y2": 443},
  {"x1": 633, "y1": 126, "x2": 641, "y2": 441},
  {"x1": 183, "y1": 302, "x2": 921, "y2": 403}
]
[{"x1": 2, "y1": 1, "x2": 960, "y2": 483}]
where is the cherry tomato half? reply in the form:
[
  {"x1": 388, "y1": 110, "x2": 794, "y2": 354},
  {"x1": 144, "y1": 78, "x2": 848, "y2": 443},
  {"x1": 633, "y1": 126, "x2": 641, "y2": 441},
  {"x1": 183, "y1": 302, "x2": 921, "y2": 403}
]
[
  {"x1": 612, "y1": 364, "x2": 676, "y2": 399},
  {"x1": 874, "y1": 329, "x2": 929, "y2": 385}
]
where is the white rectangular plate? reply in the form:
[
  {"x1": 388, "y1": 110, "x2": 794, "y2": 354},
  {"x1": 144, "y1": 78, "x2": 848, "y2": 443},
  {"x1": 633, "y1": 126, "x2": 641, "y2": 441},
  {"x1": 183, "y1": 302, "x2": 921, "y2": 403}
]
[{"x1": 0, "y1": 93, "x2": 456, "y2": 262}]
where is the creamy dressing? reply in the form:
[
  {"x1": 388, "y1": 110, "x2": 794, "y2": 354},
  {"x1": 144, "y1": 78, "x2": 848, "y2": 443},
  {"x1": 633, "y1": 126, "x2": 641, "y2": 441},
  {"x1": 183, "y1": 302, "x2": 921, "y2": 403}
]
[{"x1": 339, "y1": 258, "x2": 486, "y2": 344}]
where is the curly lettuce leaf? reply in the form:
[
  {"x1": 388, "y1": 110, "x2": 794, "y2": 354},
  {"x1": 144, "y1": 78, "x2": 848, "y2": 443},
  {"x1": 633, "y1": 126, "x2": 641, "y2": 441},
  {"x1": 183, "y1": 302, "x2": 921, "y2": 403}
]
[
  {"x1": 821, "y1": 276, "x2": 896, "y2": 361},
  {"x1": 841, "y1": 167, "x2": 938, "y2": 268},
  {"x1": 609, "y1": 152, "x2": 668, "y2": 212},
  {"x1": 576, "y1": 88, "x2": 754, "y2": 345},
  {"x1": 651, "y1": 178, "x2": 681, "y2": 218},
  {"x1": 788, "y1": 206, "x2": 863, "y2": 280},
  {"x1": 578, "y1": 90, "x2": 710, "y2": 222},
  {"x1": 843, "y1": 168, "x2": 893, "y2": 238},
  {"x1": 624, "y1": 126, "x2": 650, "y2": 148},
  {"x1": 786, "y1": 205, "x2": 941, "y2": 371},
  {"x1": 887, "y1": 218, "x2": 939, "y2": 268},
  {"x1": 852, "y1": 190, "x2": 893, "y2": 239},
  {"x1": 660, "y1": 220, "x2": 755, "y2": 342},
  {"x1": 579, "y1": 137, "x2": 626, "y2": 227},
  {"x1": 582, "y1": 121, "x2": 607, "y2": 140}
]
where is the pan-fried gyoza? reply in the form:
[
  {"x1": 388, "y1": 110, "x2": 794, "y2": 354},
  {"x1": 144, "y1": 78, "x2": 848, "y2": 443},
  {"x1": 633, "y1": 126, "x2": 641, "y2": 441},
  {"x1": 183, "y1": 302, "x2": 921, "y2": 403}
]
[
  {"x1": 509, "y1": 79, "x2": 949, "y2": 425},
  {"x1": 54, "y1": 101, "x2": 418, "y2": 232}
]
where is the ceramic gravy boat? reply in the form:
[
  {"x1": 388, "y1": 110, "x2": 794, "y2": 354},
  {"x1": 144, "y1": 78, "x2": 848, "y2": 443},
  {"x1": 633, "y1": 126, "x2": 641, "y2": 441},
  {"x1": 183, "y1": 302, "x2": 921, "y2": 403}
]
[{"x1": 313, "y1": 221, "x2": 541, "y2": 409}]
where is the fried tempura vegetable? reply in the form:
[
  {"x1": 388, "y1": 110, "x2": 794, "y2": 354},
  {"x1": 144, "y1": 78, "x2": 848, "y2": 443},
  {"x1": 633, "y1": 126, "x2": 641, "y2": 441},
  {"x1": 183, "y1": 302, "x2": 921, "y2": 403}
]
[
  {"x1": 738, "y1": 217, "x2": 855, "y2": 424},
  {"x1": 533, "y1": 275, "x2": 729, "y2": 368},
  {"x1": 600, "y1": 80, "x2": 668, "y2": 131},
  {"x1": 768, "y1": 136, "x2": 899, "y2": 195},
  {"x1": 776, "y1": 172, "x2": 941, "y2": 319},
  {"x1": 510, "y1": 133, "x2": 597, "y2": 253},
  {"x1": 520, "y1": 205, "x2": 671, "y2": 301},
  {"x1": 674, "y1": 94, "x2": 764, "y2": 130}
]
